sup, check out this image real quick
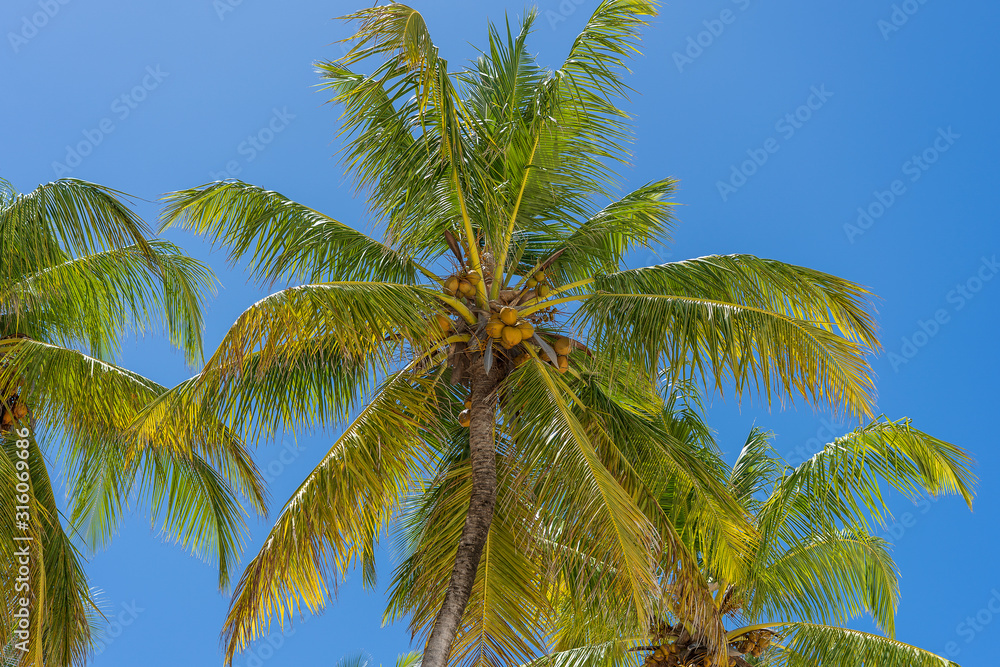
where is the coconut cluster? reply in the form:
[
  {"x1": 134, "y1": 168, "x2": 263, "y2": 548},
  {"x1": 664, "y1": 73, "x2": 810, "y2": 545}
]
[
  {"x1": 640, "y1": 621, "x2": 771, "y2": 667},
  {"x1": 442, "y1": 268, "x2": 482, "y2": 301},
  {"x1": 732, "y1": 630, "x2": 771, "y2": 658},
  {"x1": 1, "y1": 394, "x2": 28, "y2": 431},
  {"x1": 435, "y1": 251, "x2": 582, "y2": 423}
]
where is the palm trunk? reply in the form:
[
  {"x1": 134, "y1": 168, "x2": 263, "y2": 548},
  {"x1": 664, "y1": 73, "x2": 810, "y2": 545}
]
[{"x1": 422, "y1": 360, "x2": 499, "y2": 667}]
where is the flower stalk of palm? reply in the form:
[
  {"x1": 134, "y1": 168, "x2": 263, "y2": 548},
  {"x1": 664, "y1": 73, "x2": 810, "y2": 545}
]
[
  {"x1": 145, "y1": 3, "x2": 886, "y2": 667},
  {"x1": 540, "y1": 420, "x2": 974, "y2": 667},
  {"x1": 0, "y1": 178, "x2": 265, "y2": 667}
]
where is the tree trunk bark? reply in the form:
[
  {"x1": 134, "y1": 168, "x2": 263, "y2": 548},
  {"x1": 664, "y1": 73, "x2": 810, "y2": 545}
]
[{"x1": 422, "y1": 360, "x2": 499, "y2": 667}]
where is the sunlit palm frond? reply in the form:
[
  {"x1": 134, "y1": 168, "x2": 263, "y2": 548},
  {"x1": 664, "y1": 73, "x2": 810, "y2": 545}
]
[
  {"x1": 751, "y1": 528, "x2": 898, "y2": 635},
  {"x1": 580, "y1": 292, "x2": 876, "y2": 419},
  {"x1": 221, "y1": 362, "x2": 448, "y2": 664},
  {"x1": 1, "y1": 240, "x2": 213, "y2": 365},
  {"x1": 161, "y1": 181, "x2": 427, "y2": 285},
  {"x1": 0, "y1": 338, "x2": 264, "y2": 589},
  {"x1": 0, "y1": 179, "x2": 154, "y2": 283},
  {"x1": 775, "y1": 623, "x2": 959, "y2": 667},
  {"x1": 761, "y1": 418, "x2": 975, "y2": 537},
  {"x1": 728, "y1": 428, "x2": 781, "y2": 513}
]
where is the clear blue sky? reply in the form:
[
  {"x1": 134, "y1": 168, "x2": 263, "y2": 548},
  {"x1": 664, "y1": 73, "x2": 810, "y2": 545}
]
[{"x1": 3, "y1": 0, "x2": 998, "y2": 665}]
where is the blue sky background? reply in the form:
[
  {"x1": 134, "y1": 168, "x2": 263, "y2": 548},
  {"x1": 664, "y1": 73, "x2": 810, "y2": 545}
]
[{"x1": 2, "y1": 0, "x2": 998, "y2": 665}]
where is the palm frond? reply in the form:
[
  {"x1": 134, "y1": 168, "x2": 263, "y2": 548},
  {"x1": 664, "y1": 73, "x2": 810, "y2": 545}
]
[
  {"x1": 1, "y1": 240, "x2": 214, "y2": 365},
  {"x1": 221, "y1": 362, "x2": 447, "y2": 664},
  {"x1": 776, "y1": 622, "x2": 958, "y2": 667},
  {"x1": 161, "y1": 181, "x2": 427, "y2": 285}
]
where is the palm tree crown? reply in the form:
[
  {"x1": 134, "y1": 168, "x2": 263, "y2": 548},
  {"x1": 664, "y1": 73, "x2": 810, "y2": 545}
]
[
  {"x1": 0, "y1": 178, "x2": 265, "y2": 667},
  {"x1": 139, "y1": 3, "x2": 916, "y2": 667}
]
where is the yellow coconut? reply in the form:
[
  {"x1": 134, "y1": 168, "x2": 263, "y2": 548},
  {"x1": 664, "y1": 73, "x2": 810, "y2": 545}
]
[
  {"x1": 554, "y1": 336, "x2": 572, "y2": 355},
  {"x1": 1, "y1": 412, "x2": 11, "y2": 426},
  {"x1": 464, "y1": 398, "x2": 472, "y2": 409},
  {"x1": 501, "y1": 326, "x2": 522, "y2": 349},
  {"x1": 537, "y1": 283, "x2": 551, "y2": 298},
  {"x1": 13, "y1": 404, "x2": 26, "y2": 420},
  {"x1": 458, "y1": 409, "x2": 471, "y2": 427},
  {"x1": 487, "y1": 320, "x2": 505, "y2": 339},
  {"x1": 526, "y1": 277, "x2": 538, "y2": 288},
  {"x1": 534, "y1": 270, "x2": 545, "y2": 282},
  {"x1": 435, "y1": 313, "x2": 452, "y2": 332},
  {"x1": 466, "y1": 269, "x2": 481, "y2": 285},
  {"x1": 514, "y1": 353, "x2": 530, "y2": 366},
  {"x1": 500, "y1": 306, "x2": 519, "y2": 325},
  {"x1": 459, "y1": 280, "x2": 475, "y2": 297},
  {"x1": 516, "y1": 320, "x2": 534, "y2": 339},
  {"x1": 444, "y1": 275, "x2": 460, "y2": 295},
  {"x1": 557, "y1": 355, "x2": 569, "y2": 373}
]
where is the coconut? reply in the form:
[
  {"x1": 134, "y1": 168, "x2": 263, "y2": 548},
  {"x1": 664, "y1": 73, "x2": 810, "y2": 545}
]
[
  {"x1": 501, "y1": 326, "x2": 522, "y2": 349},
  {"x1": 444, "y1": 276, "x2": 460, "y2": 295},
  {"x1": 13, "y1": 404, "x2": 27, "y2": 419},
  {"x1": 557, "y1": 355, "x2": 569, "y2": 373},
  {"x1": 500, "y1": 306, "x2": 519, "y2": 325},
  {"x1": 487, "y1": 320, "x2": 505, "y2": 339},
  {"x1": 534, "y1": 270, "x2": 545, "y2": 282},
  {"x1": 466, "y1": 269, "x2": 481, "y2": 285},
  {"x1": 526, "y1": 277, "x2": 538, "y2": 288},
  {"x1": 458, "y1": 409, "x2": 471, "y2": 427},
  {"x1": 459, "y1": 280, "x2": 475, "y2": 297},
  {"x1": 516, "y1": 320, "x2": 534, "y2": 339},
  {"x1": 464, "y1": 398, "x2": 472, "y2": 409},
  {"x1": 537, "y1": 283, "x2": 551, "y2": 298},
  {"x1": 554, "y1": 337, "x2": 571, "y2": 355},
  {"x1": 1, "y1": 412, "x2": 11, "y2": 426},
  {"x1": 435, "y1": 313, "x2": 452, "y2": 332},
  {"x1": 514, "y1": 352, "x2": 530, "y2": 366}
]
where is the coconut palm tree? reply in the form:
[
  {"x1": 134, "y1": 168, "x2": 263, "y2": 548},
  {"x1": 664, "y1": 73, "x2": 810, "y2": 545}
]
[
  {"x1": 535, "y1": 421, "x2": 974, "y2": 667},
  {"x1": 0, "y1": 178, "x2": 266, "y2": 667},
  {"x1": 140, "y1": 3, "x2": 889, "y2": 666}
]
